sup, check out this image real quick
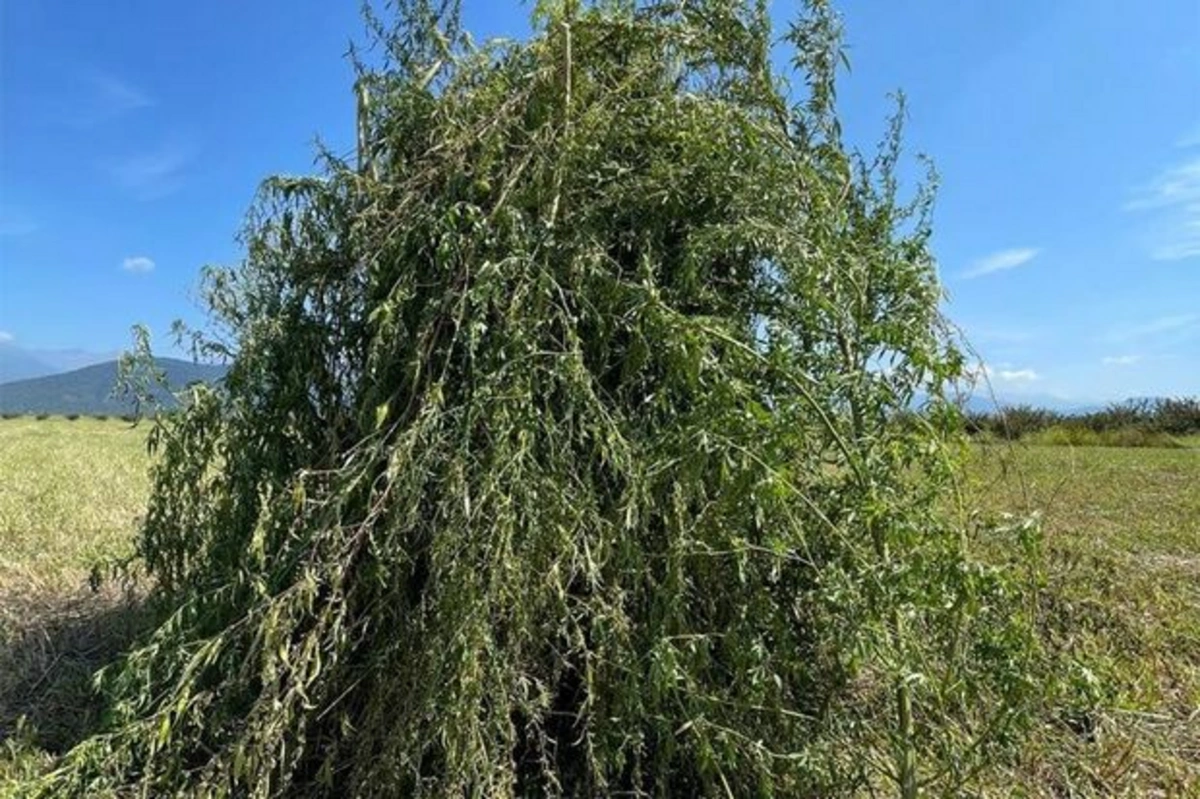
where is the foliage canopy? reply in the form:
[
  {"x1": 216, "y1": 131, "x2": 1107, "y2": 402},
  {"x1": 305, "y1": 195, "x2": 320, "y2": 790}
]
[{"x1": 29, "y1": 1, "x2": 1040, "y2": 796}]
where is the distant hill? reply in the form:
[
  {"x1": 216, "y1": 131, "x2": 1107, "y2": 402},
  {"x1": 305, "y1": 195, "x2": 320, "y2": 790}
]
[
  {"x1": 0, "y1": 343, "x2": 122, "y2": 384},
  {"x1": 956, "y1": 392, "x2": 1104, "y2": 416},
  {"x1": 0, "y1": 345, "x2": 57, "y2": 384},
  {"x1": 0, "y1": 358, "x2": 227, "y2": 416}
]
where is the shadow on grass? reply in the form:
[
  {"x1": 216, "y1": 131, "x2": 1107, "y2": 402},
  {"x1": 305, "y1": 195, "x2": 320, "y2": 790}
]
[{"x1": 0, "y1": 584, "x2": 152, "y2": 755}]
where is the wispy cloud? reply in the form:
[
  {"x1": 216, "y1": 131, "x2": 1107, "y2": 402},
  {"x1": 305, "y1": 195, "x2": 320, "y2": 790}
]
[
  {"x1": 71, "y1": 72, "x2": 153, "y2": 127},
  {"x1": 122, "y1": 255, "x2": 156, "y2": 273},
  {"x1": 87, "y1": 72, "x2": 152, "y2": 113},
  {"x1": 0, "y1": 331, "x2": 14, "y2": 344},
  {"x1": 1176, "y1": 122, "x2": 1200, "y2": 149},
  {"x1": 105, "y1": 143, "x2": 193, "y2": 199},
  {"x1": 1101, "y1": 354, "x2": 1141, "y2": 366},
  {"x1": 1128, "y1": 157, "x2": 1200, "y2": 210},
  {"x1": 1108, "y1": 313, "x2": 1199, "y2": 342},
  {"x1": 961, "y1": 247, "x2": 1040, "y2": 279},
  {"x1": 1126, "y1": 153, "x2": 1200, "y2": 261}
]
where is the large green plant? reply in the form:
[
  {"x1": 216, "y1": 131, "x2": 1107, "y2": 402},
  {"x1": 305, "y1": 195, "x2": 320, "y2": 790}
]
[{"x1": 28, "y1": 2, "x2": 1039, "y2": 796}]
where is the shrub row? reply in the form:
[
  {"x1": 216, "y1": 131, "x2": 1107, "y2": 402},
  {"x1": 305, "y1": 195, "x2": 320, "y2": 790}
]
[
  {"x1": 0, "y1": 413, "x2": 135, "y2": 422},
  {"x1": 966, "y1": 397, "x2": 1200, "y2": 441}
]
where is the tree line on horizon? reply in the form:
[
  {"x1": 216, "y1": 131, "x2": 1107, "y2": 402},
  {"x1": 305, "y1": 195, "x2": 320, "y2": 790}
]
[{"x1": 964, "y1": 396, "x2": 1200, "y2": 442}]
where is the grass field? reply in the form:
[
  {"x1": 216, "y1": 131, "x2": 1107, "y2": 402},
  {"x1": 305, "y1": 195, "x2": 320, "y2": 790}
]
[
  {"x1": 0, "y1": 418, "x2": 151, "y2": 780},
  {"x1": 0, "y1": 418, "x2": 1196, "y2": 794},
  {"x1": 963, "y1": 440, "x2": 1200, "y2": 795},
  {"x1": 0, "y1": 418, "x2": 148, "y2": 592}
]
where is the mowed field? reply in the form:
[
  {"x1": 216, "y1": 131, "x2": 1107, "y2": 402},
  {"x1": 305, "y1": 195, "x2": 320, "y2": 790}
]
[
  {"x1": 0, "y1": 418, "x2": 151, "y2": 780},
  {"x1": 0, "y1": 418, "x2": 148, "y2": 592},
  {"x1": 0, "y1": 418, "x2": 1197, "y2": 794}
]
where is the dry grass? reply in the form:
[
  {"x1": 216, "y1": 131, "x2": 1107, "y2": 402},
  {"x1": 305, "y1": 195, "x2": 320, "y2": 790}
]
[
  {"x1": 0, "y1": 417, "x2": 148, "y2": 592},
  {"x1": 0, "y1": 417, "x2": 151, "y2": 780},
  {"x1": 1, "y1": 419, "x2": 1198, "y2": 794}
]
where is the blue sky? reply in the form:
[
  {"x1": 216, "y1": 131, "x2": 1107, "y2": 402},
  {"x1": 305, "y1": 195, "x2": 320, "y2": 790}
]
[{"x1": 1, "y1": 0, "x2": 1197, "y2": 403}]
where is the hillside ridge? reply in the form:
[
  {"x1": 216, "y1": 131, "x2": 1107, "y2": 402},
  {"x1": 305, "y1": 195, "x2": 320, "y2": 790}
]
[{"x1": 0, "y1": 358, "x2": 227, "y2": 415}]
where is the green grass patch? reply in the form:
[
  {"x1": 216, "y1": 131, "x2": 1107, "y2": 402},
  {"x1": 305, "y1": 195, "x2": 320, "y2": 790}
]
[
  {"x1": 1023, "y1": 424, "x2": 1188, "y2": 449},
  {"x1": 963, "y1": 443, "x2": 1200, "y2": 795}
]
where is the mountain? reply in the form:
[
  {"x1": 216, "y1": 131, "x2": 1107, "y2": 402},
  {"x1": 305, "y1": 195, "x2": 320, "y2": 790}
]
[
  {"x1": 32, "y1": 347, "x2": 122, "y2": 373},
  {"x1": 0, "y1": 343, "x2": 120, "y2": 384},
  {"x1": 956, "y1": 391, "x2": 1105, "y2": 416},
  {"x1": 0, "y1": 358, "x2": 227, "y2": 416},
  {"x1": 0, "y1": 345, "x2": 57, "y2": 384}
]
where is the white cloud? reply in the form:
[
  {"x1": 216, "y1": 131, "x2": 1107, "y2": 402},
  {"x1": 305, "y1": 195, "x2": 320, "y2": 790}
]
[
  {"x1": 996, "y1": 368, "x2": 1039, "y2": 383},
  {"x1": 122, "y1": 255, "x2": 155, "y2": 273},
  {"x1": 961, "y1": 247, "x2": 1040, "y2": 279},
  {"x1": 1101, "y1": 355, "x2": 1141, "y2": 366},
  {"x1": 966, "y1": 363, "x2": 1039, "y2": 384},
  {"x1": 1126, "y1": 155, "x2": 1200, "y2": 261},
  {"x1": 0, "y1": 331, "x2": 13, "y2": 344},
  {"x1": 105, "y1": 143, "x2": 193, "y2": 199}
]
